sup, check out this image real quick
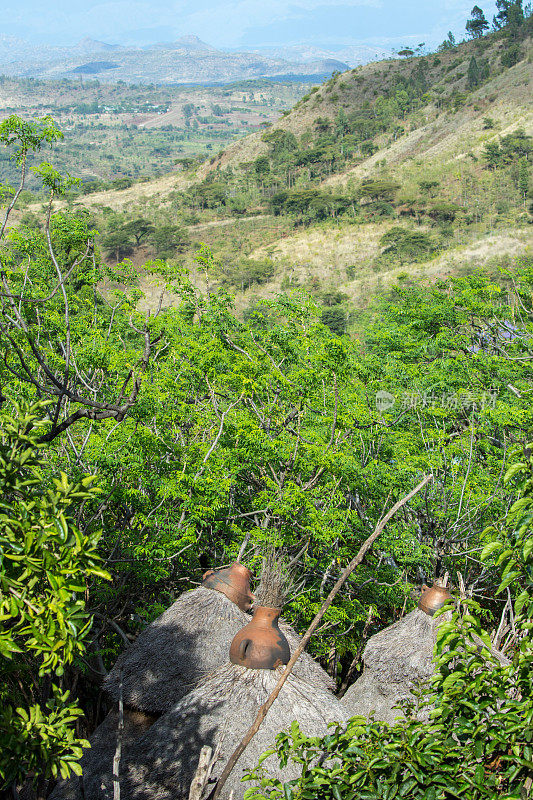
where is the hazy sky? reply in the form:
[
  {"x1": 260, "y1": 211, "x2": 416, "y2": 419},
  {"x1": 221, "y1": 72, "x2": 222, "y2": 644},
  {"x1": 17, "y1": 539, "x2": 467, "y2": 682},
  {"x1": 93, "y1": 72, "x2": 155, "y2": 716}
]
[{"x1": 2, "y1": 0, "x2": 498, "y2": 50}]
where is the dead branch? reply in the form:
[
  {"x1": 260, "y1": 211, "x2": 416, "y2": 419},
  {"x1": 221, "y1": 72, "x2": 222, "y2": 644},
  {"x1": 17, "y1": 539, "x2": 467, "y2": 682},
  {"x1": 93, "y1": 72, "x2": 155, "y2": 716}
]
[{"x1": 209, "y1": 473, "x2": 433, "y2": 800}]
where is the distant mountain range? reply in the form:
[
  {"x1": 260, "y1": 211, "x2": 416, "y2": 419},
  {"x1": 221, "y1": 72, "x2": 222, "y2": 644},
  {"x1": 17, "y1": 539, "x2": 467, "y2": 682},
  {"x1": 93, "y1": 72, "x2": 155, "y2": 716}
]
[
  {"x1": 236, "y1": 43, "x2": 392, "y2": 67},
  {"x1": 0, "y1": 34, "x2": 387, "y2": 85}
]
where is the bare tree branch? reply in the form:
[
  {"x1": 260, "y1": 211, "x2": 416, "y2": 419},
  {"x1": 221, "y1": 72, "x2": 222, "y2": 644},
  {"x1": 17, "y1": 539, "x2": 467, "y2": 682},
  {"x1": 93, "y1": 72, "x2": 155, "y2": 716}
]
[{"x1": 209, "y1": 473, "x2": 434, "y2": 800}]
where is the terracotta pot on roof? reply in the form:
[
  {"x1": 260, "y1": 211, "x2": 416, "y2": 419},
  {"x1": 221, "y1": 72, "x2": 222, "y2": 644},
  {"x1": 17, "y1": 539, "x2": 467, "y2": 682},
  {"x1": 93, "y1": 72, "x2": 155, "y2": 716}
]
[
  {"x1": 418, "y1": 582, "x2": 453, "y2": 616},
  {"x1": 202, "y1": 562, "x2": 254, "y2": 612},
  {"x1": 229, "y1": 606, "x2": 290, "y2": 669}
]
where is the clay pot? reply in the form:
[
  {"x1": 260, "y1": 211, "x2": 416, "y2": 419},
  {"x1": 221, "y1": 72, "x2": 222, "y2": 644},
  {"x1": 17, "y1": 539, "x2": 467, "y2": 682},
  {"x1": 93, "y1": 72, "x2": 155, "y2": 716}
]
[
  {"x1": 202, "y1": 562, "x2": 254, "y2": 612},
  {"x1": 418, "y1": 582, "x2": 453, "y2": 616},
  {"x1": 229, "y1": 606, "x2": 290, "y2": 669}
]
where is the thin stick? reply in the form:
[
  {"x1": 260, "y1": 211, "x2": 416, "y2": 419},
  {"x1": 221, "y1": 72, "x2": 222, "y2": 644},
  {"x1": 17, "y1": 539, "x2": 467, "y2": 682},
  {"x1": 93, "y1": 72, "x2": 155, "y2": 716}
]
[
  {"x1": 113, "y1": 669, "x2": 124, "y2": 800},
  {"x1": 209, "y1": 474, "x2": 433, "y2": 800},
  {"x1": 189, "y1": 746, "x2": 213, "y2": 800}
]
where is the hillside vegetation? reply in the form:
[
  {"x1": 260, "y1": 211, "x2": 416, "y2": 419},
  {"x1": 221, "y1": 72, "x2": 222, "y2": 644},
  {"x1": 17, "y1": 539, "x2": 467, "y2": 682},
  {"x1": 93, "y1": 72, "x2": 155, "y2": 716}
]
[{"x1": 28, "y1": 16, "x2": 531, "y2": 325}]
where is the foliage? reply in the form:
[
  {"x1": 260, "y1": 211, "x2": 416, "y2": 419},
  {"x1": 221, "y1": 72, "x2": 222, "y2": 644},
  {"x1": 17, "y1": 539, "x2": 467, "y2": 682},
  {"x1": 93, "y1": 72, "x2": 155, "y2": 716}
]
[
  {"x1": 467, "y1": 56, "x2": 481, "y2": 88},
  {"x1": 483, "y1": 129, "x2": 532, "y2": 170},
  {"x1": 0, "y1": 116, "x2": 161, "y2": 445},
  {"x1": 0, "y1": 403, "x2": 108, "y2": 790},
  {"x1": 270, "y1": 189, "x2": 355, "y2": 223},
  {"x1": 379, "y1": 227, "x2": 437, "y2": 261},
  {"x1": 321, "y1": 305, "x2": 347, "y2": 335},
  {"x1": 359, "y1": 179, "x2": 401, "y2": 203},
  {"x1": 2, "y1": 25, "x2": 533, "y2": 781},
  {"x1": 150, "y1": 223, "x2": 190, "y2": 257}
]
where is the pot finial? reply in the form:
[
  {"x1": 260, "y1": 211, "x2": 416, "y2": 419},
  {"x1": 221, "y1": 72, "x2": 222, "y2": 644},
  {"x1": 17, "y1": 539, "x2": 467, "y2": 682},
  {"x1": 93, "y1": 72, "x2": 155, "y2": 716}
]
[
  {"x1": 229, "y1": 606, "x2": 290, "y2": 669},
  {"x1": 202, "y1": 562, "x2": 254, "y2": 612},
  {"x1": 418, "y1": 582, "x2": 453, "y2": 616}
]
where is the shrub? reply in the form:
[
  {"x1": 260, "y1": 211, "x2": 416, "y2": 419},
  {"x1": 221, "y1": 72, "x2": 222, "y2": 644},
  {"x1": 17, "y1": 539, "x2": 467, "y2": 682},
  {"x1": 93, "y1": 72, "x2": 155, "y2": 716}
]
[
  {"x1": 0, "y1": 403, "x2": 108, "y2": 792},
  {"x1": 501, "y1": 43, "x2": 521, "y2": 68},
  {"x1": 427, "y1": 201, "x2": 461, "y2": 222},
  {"x1": 321, "y1": 306, "x2": 347, "y2": 335},
  {"x1": 379, "y1": 227, "x2": 437, "y2": 261}
]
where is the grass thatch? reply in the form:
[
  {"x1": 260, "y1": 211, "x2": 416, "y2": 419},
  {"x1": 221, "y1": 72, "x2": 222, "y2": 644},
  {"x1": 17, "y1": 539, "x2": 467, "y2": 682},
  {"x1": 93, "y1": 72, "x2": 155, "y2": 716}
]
[
  {"x1": 104, "y1": 586, "x2": 250, "y2": 714},
  {"x1": 341, "y1": 608, "x2": 437, "y2": 724},
  {"x1": 278, "y1": 620, "x2": 335, "y2": 690},
  {"x1": 50, "y1": 709, "x2": 156, "y2": 800},
  {"x1": 104, "y1": 584, "x2": 334, "y2": 713},
  {"x1": 254, "y1": 549, "x2": 299, "y2": 609},
  {"x1": 253, "y1": 550, "x2": 334, "y2": 690},
  {"x1": 117, "y1": 663, "x2": 347, "y2": 800}
]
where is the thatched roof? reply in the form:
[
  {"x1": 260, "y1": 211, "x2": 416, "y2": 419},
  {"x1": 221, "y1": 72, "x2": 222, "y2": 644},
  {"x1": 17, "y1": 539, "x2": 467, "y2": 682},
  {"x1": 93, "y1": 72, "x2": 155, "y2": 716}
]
[
  {"x1": 119, "y1": 663, "x2": 347, "y2": 800},
  {"x1": 104, "y1": 586, "x2": 250, "y2": 713},
  {"x1": 50, "y1": 709, "x2": 156, "y2": 800},
  {"x1": 341, "y1": 609, "x2": 437, "y2": 724},
  {"x1": 279, "y1": 620, "x2": 335, "y2": 690},
  {"x1": 104, "y1": 587, "x2": 334, "y2": 713}
]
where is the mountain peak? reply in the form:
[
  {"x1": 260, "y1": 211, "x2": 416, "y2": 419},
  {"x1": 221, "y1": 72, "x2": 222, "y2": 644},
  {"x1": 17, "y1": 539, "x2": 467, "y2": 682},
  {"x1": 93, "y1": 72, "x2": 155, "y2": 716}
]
[
  {"x1": 148, "y1": 35, "x2": 218, "y2": 52},
  {"x1": 177, "y1": 34, "x2": 207, "y2": 45},
  {"x1": 74, "y1": 37, "x2": 120, "y2": 51}
]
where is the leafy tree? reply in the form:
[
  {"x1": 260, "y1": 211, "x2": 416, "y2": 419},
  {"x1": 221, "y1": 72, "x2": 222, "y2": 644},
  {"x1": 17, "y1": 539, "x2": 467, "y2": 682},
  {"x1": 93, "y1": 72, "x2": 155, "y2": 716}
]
[
  {"x1": 123, "y1": 217, "x2": 155, "y2": 246},
  {"x1": 501, "y1": 41, "x2": 522, "y2": 66},
  {"x1": 379, "y1": 227, "x2": 437, "y2": 261},
  {"x1": 418, "y1": 179, "x2": 439, "y2": 197},
  {"x1": 358, "y1": 179, "x2": 400, "y2": 203},
  {"x1": 321, "y1": 306, "x2": 347, "y2": 335},
  {"x1": 493, "y1": 0, "x2": 524, "y2": 28},
  {"x1": 427, "y1": 200, "x2": 461, "y2": 222},
  {"x1": 466, "y1": 5, "x2": 490, "y2": 37},
  {"x1": 254, "y1": 155, "x2": 270, "y2": 178},
  {"x1": 150, "y1": 224, "x2": 189, "y2": 257},
  {"x1": 438, "y1": 31, "x2": 457, "y2": 51},
  {"x1": 261, "y1": 129, "x2": 298, "y2": 162},
  {"x1": 483, "y1": 140, "x2": 503, "y2": 169},
  {"x1": 0, "y1": 116, "x2": 160, "y2": 444},
  {"x1": 101, "y1": 225, "x2": 134, "y2": 260},
  {"x1": 0, "y1": 403, "x2": 109, "y2": 794}
]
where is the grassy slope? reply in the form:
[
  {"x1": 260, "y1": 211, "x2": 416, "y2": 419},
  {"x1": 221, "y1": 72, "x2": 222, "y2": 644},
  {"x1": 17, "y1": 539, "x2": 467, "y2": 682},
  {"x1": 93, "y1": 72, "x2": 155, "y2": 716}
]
[
  {"x1": 203, "y1": 33, "x2": 532, "y2": 171},
  {"x1": 235, "y1": 36, "x2": 533, "y2": 306},
  {"x1": 246, "y1": 49, "x2": 533, "y2": 305}
]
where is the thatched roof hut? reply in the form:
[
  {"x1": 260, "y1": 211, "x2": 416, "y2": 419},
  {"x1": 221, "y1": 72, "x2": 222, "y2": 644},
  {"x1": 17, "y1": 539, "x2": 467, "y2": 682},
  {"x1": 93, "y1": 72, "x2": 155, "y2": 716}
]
[
  {"x1": 104, "y1": 567, "x2": 333, "y2": 714},
  {"x1": 341, "y1": 608, "x2": 438, "y2": 724},
  {"x1": 104, "y1": 584, "x2": 251, "y2": 714},
  {"x1": 119, "y1": 663, "x2": 347, "y2": 800}
]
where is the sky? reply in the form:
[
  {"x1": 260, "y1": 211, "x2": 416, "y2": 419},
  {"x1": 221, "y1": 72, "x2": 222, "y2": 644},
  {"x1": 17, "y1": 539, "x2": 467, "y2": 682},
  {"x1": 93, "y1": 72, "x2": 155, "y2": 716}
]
[{"x1": 1, "y1": 0, "x2": 499, "y2": 51}]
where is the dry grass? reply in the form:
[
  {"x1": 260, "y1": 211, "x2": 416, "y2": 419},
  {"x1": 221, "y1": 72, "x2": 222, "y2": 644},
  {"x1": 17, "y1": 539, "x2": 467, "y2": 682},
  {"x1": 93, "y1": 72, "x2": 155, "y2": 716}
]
[
  {"x1": 255, "y1": 550, "x2": 300, "y2": 609},
  {"x1": 326, "y1": 59, "x2": 533, "y2": 188},
  {"x1": 131, "y1": 225, "x2": 532, "y2": 316}
]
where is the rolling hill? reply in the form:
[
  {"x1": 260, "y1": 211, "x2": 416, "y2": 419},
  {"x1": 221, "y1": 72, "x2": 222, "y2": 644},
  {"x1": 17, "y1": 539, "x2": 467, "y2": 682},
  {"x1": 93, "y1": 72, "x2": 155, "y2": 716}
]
[{"x1": 32, "y1": 23, "x2": 533, "y2": 317}]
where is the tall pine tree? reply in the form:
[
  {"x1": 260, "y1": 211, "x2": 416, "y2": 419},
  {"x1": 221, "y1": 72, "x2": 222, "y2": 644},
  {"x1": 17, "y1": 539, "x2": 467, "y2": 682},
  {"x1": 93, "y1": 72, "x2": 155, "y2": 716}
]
[{"x1": 466, "y1": 5, "x2": 490, "y2": 37}]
